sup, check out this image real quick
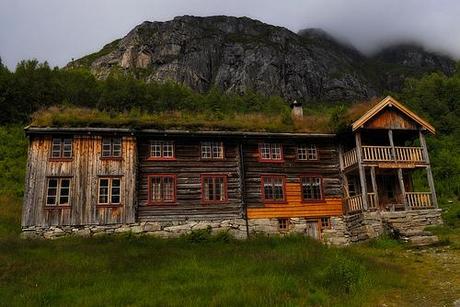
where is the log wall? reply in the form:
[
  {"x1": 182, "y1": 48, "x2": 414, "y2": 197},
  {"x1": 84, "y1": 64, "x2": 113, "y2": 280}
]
[
  {"x1": 243, "y1": 138, "x2": 343, "y2": 218},
  {"x1": 136, "y1": 137, "x2": 242, "y2": 221},
  {"x1": 22, "y1": 135, "x2": 137, "y2": 227}
]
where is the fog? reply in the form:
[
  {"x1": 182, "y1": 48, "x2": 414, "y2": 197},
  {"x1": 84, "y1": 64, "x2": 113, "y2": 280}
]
[{"x1": 1, "y1": 0, "x2": 459, "y2": 69}]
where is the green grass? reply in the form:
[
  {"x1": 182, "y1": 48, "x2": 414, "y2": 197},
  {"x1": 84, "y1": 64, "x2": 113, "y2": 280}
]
[{"x1": 0, "y1": 124, "x2": 459, "y2": 306}]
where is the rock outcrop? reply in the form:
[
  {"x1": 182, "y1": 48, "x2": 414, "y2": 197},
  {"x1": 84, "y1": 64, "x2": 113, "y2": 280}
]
[{"x1": 69, "y1": 15, "x2": 456, "y2": 102}]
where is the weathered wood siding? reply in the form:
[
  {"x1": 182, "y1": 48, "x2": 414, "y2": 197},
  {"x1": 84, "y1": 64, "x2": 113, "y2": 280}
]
[
  {"x1": 243, "y1": 138, "x2": 343, "y2": 218},
  {"x1": 22, "y1": 135, "x2": 137, "y2": 227},
  {"x1": 137, "y1": 137, "x2": 242, "y2": 221},
  {"x1": 365, "y1": 109, "x2": 418, "y2": 130}
]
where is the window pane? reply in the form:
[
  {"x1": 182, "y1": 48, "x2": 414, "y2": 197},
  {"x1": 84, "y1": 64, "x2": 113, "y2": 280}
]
[
  {"x1": 62, "y1": 139, "x2": 72, "y2": 158},
  {"x1": 112, "y1": 138, "x2": 122, "y2": 157},
  {"x1": 163, "y1": 142, "x2": 174, "y2": 158},
  {"x1": 163, "y1": 177, "x2": 174, "y2": 201},
  {"x1": 99, "y1": 179, "x2": 109, "y2": 203},
  {"x1": 46, "y1": 178, "x2": 58, "y2": 205},
  {"x1": 260, "y1": 144, "x2": 271, "y2": 160},
  {"x1": 102, "y1": 138, "x2": 112, "y2": 157},
  {"x1": 52, "y1": 139, "x2": 62, "y2": 158},
  {"x1": 271, "y1": 144, "x2": 282, "y2": 160},
  {"x1": 111, "y1": 179, "x2": 121, "y2": 204},
  {"x1": 203, "y1": 176, "x2": 225, "y2": 202},
  {"x1": 151, "y1": 141, "x2": 162, "y2": 157},
  {"x1": 302, "y1": 177, "x2": 321, "y2": 200},
  {"x1": 58, "y1": 179, "x2": 70, "y2": 205},
  {"x1": 201, "y1": 142, "x2": 212, "y2": 159}
]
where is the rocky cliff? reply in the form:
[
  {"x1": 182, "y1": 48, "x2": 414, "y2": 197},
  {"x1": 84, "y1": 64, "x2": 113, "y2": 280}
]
[{"x1": 69, "y1": 15, "x2": 456, "y2": 102}]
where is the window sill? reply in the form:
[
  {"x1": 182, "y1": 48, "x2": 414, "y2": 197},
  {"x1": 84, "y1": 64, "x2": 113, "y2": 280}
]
[
  {"x1": 296, "y1": 159, "x2": 319, "y2": 162},
  {"x1": 145, "y1": 157, "x2": 177, "y2": 161},
  {"x1": 262, "y1": 200, "x2": 288, "y2": 204},
  {"x1": 49, "y1": 158, "x2": 73, "y2": 162},
  {"x1": 146, "y1": 202, "x2": 177, "y2": 206},
  {"x1": 201, "y1": 201, "x2": 229, "y2": 205},
  {"x1": 258, "y1": 159, "x2": 285, "y2": 163},
  {"x1": 100, "y1": 157, "x2": 123, "y2": 161},
  {"x1": 44, "y1": 205, "x2": 71, "y2": 210},
  {"x1": 96, "y1": 204, "x2": 122, "y2": 208}
]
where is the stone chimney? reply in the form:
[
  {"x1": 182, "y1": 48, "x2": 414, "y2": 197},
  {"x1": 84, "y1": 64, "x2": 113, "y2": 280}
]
[{"x1": 290, "y1": 100, "x2": 303, "y2": 119}]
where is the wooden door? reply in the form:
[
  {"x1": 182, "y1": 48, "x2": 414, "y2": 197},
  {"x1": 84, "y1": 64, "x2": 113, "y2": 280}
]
[{"x1": 305, "y1": 220, "x2": 319, "y2": 239}]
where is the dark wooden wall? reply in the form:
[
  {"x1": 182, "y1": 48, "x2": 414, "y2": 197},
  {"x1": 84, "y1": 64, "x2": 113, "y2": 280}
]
[
  {"x1": 137, "y1": 137, "x2": 243, "y2": 221},
  {"x1": 22, "y1": 135, "x2": 137, "y2": 227},
  {"x1": 243, "y1": 138, "x2": 343, "y2": 218}
]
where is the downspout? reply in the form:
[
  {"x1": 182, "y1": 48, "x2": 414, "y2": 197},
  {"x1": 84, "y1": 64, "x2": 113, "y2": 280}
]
[{"x1": 239, "y1": 141, "x2": 250, "y2": 238}]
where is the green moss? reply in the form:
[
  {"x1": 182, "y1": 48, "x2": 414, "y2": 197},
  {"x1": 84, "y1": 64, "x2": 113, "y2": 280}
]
[{"x1": 70, "y1": 38, "x2": 122, "y2": 67}]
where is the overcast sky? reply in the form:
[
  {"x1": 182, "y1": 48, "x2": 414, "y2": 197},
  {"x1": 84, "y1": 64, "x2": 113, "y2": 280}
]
[{"x1": 1, "y1": 0, "x2": 459, "y2": 69}]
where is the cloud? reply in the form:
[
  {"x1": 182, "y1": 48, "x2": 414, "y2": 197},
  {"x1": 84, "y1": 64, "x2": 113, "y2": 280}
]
[{"x1": 0, "y1": 0, "x2": 459, "y2": 69}]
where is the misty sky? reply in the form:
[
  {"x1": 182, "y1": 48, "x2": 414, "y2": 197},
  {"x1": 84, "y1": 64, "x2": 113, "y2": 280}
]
[{"x1": 1, "y1": 0, "x2": 459, "y2": 69}]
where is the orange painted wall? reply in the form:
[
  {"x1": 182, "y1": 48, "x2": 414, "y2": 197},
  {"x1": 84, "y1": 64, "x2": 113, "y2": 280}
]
[{"x1": 247, "y1": 182, "x2": 343, "y2": 219}]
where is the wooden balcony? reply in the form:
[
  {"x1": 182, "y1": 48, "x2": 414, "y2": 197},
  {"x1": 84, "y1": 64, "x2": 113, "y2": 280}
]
[
  {"x1": 345, "y1": 192, "x2": 433, "y2": 213},
  {"x1": 342, "y1": 146, "x2": 426, "y2": 168}
]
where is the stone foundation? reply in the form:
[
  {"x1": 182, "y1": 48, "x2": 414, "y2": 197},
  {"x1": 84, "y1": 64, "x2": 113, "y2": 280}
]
[
  {"x1": 323, "y1": 209, "x2": 443, "y2": 246},
  {"x1": 21, "y1": 219, "x2": 248, "y2": 240},
  {"x1": 21, "y1": 209, "x2": 443, "y2": 246}
]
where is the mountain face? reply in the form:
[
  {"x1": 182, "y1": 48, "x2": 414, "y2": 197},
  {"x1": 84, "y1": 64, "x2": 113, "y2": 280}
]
[{"x1": 69, "y1": 15, "x2": 456, "y2": 102}]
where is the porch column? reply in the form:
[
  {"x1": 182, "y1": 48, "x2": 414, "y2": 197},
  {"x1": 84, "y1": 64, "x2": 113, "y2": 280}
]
[
  {"x1": 388, "y1": 129, "x2": 397, "y2": 161},
  {"x1": 355, "y1": 131, "x2": 369, "y2": 210},
  {"x1": 370, "y1": 166, "x2": 379, "y2": 210},
  {"x1": 397, "y1": 168, "x2": 408, "y2": 210},
  {"x1": 419, "y1": 130, "x2": 438, "y2": 208}
]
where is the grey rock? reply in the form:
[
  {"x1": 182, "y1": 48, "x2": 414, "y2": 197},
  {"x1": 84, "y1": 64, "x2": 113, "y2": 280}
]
[{"x1": 68, "y1": 16, "x2": 456, "y2": 102}]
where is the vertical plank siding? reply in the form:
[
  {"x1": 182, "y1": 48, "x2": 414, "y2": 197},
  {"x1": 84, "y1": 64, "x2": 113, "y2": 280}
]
[
  {"x1": 22, "y1": 135, "x2": 137, "y2": 227},
  {"x1": 137, "y1": 137, "x2": 243, "y2": 221}
]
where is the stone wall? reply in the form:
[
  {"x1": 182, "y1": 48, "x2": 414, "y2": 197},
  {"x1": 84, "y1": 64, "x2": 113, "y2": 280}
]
[
  {"x1": 21, "y1": 219, "x2": 248, "y2": 240},
  {"x1": 248, "y1": 218, "x2": 316, "y2": 235},
  {"x1": 322, "y1": 209, "x2": 443, "y2": 246}
]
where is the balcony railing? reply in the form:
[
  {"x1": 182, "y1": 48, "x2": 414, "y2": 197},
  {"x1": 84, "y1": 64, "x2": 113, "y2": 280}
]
[
  {"x1": 342, "y1": 146, "x2": 426, "y2": 167},
  {"x1": 346, "y1": 192, "x2": 432, "y2": 213},
  {"x1": 406, "y1": 192, "x2": 433, "y2": 209}
]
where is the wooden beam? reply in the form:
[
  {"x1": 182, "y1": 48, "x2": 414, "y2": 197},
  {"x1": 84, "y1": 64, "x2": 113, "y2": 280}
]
[
  {"x1": 370, "y1": 166, "x2": 379, "y2": 209},
  {"x1": 397, "y1": 168, "x2": 408, "y2": 210},
  {"x1": 419, "y1": 130, "x2": 438, "y2": 208},
  {"x1": 355, "y1": 131, "x2": 369, "y2": 210},
  {"x1": 388, "y1": 129, "x2": 396, "y2": 161}
]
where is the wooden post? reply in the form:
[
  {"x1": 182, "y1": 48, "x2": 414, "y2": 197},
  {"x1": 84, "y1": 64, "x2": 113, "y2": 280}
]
[
  {"x1": 355, "y1": 131, "x2": 368, "y2": 210},
  {"x1": 397, "y1": 168, "x2": 408, "y2": 210},
  {"x1": 370, "y1": 166, "x2": 379, "y2": 210},
  {"x1": 419, "y1": 130, "x2": 438, "y2": 208},
  {"x1": 388, "y1": 129, "x2": 396, "y2": 161}
]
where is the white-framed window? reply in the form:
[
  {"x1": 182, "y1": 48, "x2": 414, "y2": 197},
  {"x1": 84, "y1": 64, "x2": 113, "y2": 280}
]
[
  {"x1": 297, "y1": 144, "x2": 318, "y2": 160},
  {"x1": 98, "y1": 177, "x2": 121, "y2": 205},
  {"x1": 150, "y1": 141, "x2": 175, "y2": 159},
  {"x1": 301, "y1": 176, "x2": 322, "y2": 200},
  {"x1": 278, "y1": 218, "x2": 289, "y2": 231},
  {"x1": 46, "y1": 177, "x2": 71, "y2": 206},
  {"x1": 321, "y1": 217, "x2": 331, "y2": 229},
  {"x1": 102, "y1": 137, "x2": 122, "y2": 158},
  {"x1": 51, "y1": 138, "x2": 73, "y2": 159},
  {"x1": 259, "y1": 143, "x2": 283, "y2": 161},
  {"x1": 201, "y1": 141, "x2": 224, "y2": 159}
]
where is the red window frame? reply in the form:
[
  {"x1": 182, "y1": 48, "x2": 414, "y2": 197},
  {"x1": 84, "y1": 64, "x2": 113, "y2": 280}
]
[
  {"x1": 201, "y1": 174, "x2": 228, "y2": 204},
  {"x1": 258, "y1": 143, "x2": 284, "y2": 162},
  {"x1": 300, "y1": 175, "x2": 324, "y2": 202},
  {"x1": 147, "y1": 140, "x2": 176, "y2": 161},
  {"x1": 261, "y1": 175, "x2": 286, "y2": 203},
  {"x1": 147, "y1": 174, "x2": 177, "y2": 205}
]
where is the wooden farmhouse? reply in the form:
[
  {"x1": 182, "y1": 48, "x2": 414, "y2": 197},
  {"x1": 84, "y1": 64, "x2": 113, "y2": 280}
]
[{"x1": 21, "y1": 96, "x2": 443, "y2": 244}]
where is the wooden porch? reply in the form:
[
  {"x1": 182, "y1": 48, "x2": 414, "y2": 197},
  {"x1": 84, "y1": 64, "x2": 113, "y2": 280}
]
[
  {"x1": 345, "y1": 191, "x2": 434, "y2": 214},
  {"x1": 342, "y1": 145, "x2": 426, "y2": 169}
]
